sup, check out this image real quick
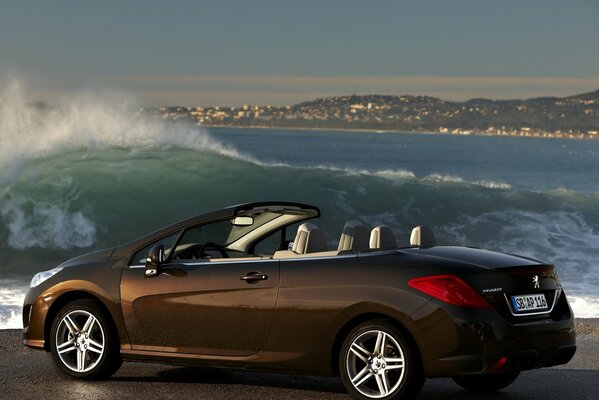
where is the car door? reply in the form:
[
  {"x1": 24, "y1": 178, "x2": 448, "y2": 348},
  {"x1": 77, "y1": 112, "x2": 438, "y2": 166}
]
[{"x1": 121, "y1": 258, "x2": 279, "y2": 357}]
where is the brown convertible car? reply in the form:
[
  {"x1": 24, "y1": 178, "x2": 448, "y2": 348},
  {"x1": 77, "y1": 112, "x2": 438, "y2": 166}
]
[{"x1": 23, "y1": 201, "x2": 576, "y2": 399}]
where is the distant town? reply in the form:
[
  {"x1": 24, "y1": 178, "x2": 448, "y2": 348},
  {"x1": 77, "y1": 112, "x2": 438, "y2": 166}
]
[{"x1": 143, "y1": 90, "x2": 599, "y2": 139}]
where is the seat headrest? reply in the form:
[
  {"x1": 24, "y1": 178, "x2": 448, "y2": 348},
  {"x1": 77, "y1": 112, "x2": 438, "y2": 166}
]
[
  {"x1": 369, "y1": 226, "x2": 397, "y2": 249},
  {"x1": 338, "y1": 220, "x2": 370, "y2": 252},
  {"x1": 292, "y1": 223, "x2": 328, "y2": 254},
  {"x1": 410, "y1": 225, "x2": 436, "y2": 248}
]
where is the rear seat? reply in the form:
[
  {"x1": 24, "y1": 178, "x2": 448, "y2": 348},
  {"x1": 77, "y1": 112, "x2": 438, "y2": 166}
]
[
  {"x1": 274, "y1": 223, "x2": 336, "y2": 258},
  {"x1": 369, "y1": 226, "x2": 398, "y2": 249},
  {"x1": 274, "y1": 221, "x2": 394, "y2": 259},
  {"x1": 337, "y1": 220, "x2": 370, "y2": 252},
  {"x1": 410, "y1": 225, "x2": 436, "y2": 248}
]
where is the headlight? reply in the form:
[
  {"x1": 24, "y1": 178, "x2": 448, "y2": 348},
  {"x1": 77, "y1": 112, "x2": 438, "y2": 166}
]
[{"x1": 30, "y1": 267, "x2": 63, "y2": 288}]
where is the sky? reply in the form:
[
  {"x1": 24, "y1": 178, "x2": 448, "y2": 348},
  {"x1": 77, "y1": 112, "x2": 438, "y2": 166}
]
[{"x1": 1, "y1": 0, "x2": 599, "y2": 106}]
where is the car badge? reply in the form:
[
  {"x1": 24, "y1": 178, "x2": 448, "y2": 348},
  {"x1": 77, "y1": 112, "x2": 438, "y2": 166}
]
[
  {"x1": 533, "y1": 275, "x2": 540, "y2": 289},
  {"x1": 482, "y1": 287, "x2": 503, "y2": 293}
]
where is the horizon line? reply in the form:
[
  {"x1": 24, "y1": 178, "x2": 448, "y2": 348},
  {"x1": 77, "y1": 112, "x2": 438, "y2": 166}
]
[{"x1": 5, "y1": 73, "x2": 599, "y2": 107}]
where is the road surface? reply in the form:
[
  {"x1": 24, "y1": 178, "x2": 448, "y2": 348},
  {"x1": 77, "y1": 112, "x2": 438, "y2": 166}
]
[{"x1": 1, "y1": 326, "x2": 597, "y2": 400}]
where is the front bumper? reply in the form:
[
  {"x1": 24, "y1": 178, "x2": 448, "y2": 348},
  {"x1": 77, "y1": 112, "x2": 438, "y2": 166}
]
[{"x1": 22, "y1": 286, "x2": 51, "y2": 350}]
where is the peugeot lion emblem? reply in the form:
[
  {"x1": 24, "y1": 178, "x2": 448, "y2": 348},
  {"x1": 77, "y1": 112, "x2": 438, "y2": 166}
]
[{"x1": 533, "y1": 275, "x2": 540, "y2": 289}]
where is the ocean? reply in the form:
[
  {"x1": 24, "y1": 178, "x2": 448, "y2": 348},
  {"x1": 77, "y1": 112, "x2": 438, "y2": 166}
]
[{"x1": 1, "y1": 90, "x2": 598, "y2": 329}]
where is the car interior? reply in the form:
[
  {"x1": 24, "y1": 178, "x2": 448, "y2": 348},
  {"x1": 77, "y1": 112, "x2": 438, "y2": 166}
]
[
  {"x1": 131, "y1": 205, "x2": 438, "y2": 266},
  {"x1": 185, "y1": 214, "x2": 434, "y2": 262}
]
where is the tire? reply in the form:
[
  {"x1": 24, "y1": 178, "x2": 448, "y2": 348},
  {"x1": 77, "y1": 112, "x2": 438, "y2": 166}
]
[
  {"x1": 49, "y1": 299, "x2": 122, "y2": 379},
  {"x1": 339, "y1": 319, "x2": 424, "y2": 400},
  {"x1": 452, "y1": 372, "x2": 520, "y2": 392}
]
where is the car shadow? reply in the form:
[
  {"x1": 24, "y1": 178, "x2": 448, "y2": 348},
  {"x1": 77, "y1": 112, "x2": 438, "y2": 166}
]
[
  {"x1": 109, "y1": 365, "x2": 347, "y2": 394},
  {"x1": 418, "y1": 368, "x2": 598, "y2": 400},
  {"x1": 108, "y1": 366, "x2": 598, "y2": 399}
]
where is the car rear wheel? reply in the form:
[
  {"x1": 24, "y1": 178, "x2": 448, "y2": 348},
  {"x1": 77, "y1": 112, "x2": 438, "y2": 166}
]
[
  {"x1": 340, "y1": 319, "x2": 424, "y2": 400},
  {"x1": 452, "y1": 372, "x2": 520, "y2": 392},
  {"x1": 50, "y1": 299, "x2": 122, "y2": 378}
]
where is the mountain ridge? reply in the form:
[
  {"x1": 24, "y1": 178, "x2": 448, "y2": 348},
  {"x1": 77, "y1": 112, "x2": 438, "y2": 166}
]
[{"x1": 147, "y1": 89, "x2": 599, "y2": 138}]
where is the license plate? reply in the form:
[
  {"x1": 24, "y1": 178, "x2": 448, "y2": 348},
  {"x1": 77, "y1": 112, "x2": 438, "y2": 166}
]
[{"x1": 511, "y1": 293, "x2": 548, "y2": 313}]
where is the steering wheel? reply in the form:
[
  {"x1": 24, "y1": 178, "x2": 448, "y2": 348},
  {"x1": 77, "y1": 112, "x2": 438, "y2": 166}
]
[{"x1": 198, "y1": 242, "x2": 228, "y2": 258}]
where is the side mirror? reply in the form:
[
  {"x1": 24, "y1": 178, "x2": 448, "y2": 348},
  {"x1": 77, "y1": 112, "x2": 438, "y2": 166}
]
[{"x1": 145, "y1": 244, "x2": 165, "y2": 278}]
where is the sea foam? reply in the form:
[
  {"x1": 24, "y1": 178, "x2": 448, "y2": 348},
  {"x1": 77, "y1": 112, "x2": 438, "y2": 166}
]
[
  {"x1": 0, "y1": 281, "x2": 28, "y2": 329},
  {"x1": 0, "y1": 81, "x2": 253, "y2": 184},
  {"x1": 440, "y1": 208, "x2": 599, "y2": 306},
  {"x1": 0, "y1": 191, "x2": 96, "y2": 250}
]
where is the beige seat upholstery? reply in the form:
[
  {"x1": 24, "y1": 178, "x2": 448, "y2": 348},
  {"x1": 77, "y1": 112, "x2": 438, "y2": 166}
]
[
  {"x1": 292, "y1": 223, "x2": 328, "y2": 254},
  {"x1": 410, "y1": 225, "x2": 436, "y2": 248},
  {"x1": 338, "y1": 220, "x2": 370, "y2": 252},
  {"x1": 369, "y1": 226, "x2": 397, "y2": 249}
]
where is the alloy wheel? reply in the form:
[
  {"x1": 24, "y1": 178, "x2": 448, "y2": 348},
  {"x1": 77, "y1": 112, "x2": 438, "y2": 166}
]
[
  {"x1": 346, "y1": 329, "x2": 406, "y2": 398},
  {"x1": 54, "y1": 310, "x2": 106, "y2": 373}
]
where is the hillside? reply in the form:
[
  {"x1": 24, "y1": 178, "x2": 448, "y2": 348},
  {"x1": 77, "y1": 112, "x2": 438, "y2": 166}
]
[{"x1": 147, "y1": 90, "x2": 599, "y2": 138}]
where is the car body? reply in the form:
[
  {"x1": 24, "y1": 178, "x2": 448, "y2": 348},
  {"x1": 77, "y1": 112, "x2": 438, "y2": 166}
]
[{"x1": 23, "y1": 201, "x2": 576, "y2": 399}]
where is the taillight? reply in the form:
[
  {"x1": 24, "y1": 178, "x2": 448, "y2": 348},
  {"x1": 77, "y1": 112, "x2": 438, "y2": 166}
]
[
  {"x1": 408, "y1": 274, "x2": 491, "y2": 309},
  {"x1": 490, "y1": 356, "x2": 508, "y2": 373}
]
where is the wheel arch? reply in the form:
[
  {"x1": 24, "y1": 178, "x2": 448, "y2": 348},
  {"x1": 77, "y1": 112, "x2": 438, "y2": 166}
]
[
  {"x1": 43, "y1": 291, "x2": 116, "y2": 351},
  {"x1": 330, "y1": 312, "x2": 423, "y2": 376}
]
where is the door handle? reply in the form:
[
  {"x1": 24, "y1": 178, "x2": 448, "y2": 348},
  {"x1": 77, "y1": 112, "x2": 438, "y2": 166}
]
[{"x1": 240, "y1": 271, "x2": 268, "y2": 283}]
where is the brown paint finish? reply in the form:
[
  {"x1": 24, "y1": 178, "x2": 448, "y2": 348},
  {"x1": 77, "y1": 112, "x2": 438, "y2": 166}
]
[
  {"x1": 120, "y1": 260, "x2": 279, "y2": 356},
  {"x1": 23, "y1": 262, "x2": 127, "y2": 351},
  {"x1": 261, "y1": 256, "x2": 430, "y2": 374}
]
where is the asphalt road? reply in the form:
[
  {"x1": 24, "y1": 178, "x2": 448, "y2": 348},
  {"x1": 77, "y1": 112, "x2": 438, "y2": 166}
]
[{"x1": 1, "y1": 329, "x2": 598, "y2": 400}]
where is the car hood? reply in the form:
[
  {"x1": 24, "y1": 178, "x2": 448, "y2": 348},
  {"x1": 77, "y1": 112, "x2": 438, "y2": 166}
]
[{"x1": 57, "y1": 247, "x2": 116, "y2": 269}]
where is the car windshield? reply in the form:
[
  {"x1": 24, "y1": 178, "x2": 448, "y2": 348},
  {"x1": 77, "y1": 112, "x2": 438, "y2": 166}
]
[{"x1": 131, "y1": 205, "x2": 318, "y2": 264}]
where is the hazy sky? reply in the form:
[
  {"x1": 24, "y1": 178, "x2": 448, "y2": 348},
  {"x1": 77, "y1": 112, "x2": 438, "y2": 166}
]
[{"x1": 1, "y1": 0, "x2": 598, "y2": 106}]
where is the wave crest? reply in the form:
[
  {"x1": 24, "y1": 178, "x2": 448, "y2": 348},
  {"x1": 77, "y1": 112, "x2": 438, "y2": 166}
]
[{"x1": 0, "y1": 81, "x2": 252, "y2": 184}]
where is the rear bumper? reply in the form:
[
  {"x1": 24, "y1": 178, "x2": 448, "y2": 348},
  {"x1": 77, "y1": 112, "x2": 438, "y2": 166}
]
[
  {"x1": 492, "y1": 344, "x2": 576, "y2": 372},
  {"x1": 408, "y1": 301, "x2": 576, "y2": 377}
]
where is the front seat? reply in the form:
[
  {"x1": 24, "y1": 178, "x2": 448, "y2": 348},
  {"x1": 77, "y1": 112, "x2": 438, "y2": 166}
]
[
  {"x1": 410, "y1": 225, "x2": 436, "y2": 248},
  {"x1": 292, "y1": 223, "x2": 328, "y2": 254},
  {"x1": 369, "y1": 226, "x2": 398, "y2": 249},
  {"x1": 338, "y1": 220, "x2": 370, "y2": 252}
]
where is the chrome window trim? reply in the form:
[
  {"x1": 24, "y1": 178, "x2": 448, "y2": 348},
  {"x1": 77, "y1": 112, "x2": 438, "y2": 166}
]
[
  {"x1": 275, "y1": 254, "x2": 357, "y2": 262},
  {"x1": 129, "y1": 253, "x2": 357, "y2": 268},
  {"x1": 129, "y1": 258, "x2": 278, "y2": 269}
]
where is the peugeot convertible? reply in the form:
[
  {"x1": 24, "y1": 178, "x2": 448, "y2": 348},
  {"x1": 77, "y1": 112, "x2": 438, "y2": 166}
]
[{"x1": 23, "y1": 201, "x2": 576, "y2": 399}]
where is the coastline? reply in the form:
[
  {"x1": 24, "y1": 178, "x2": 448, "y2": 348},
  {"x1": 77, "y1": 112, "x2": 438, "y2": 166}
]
[
  {"x1": 200, "y1": 124, "x2": 420, "y2": 135},
  {"x1": 150, "y1": 90, "x2": 599, "y2": 142},
  {"x1": 199, "y1": 123, "x2": 598, "y2": 140}
]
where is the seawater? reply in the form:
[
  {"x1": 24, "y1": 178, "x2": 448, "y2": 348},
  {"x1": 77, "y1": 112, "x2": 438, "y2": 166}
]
[{"x1": 1, "y1": 85, "x2": 599, "y2": 329}]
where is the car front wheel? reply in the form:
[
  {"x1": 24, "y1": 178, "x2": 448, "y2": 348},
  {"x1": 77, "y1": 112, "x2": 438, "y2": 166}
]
[
  {"x1": 50, "y1": 299, "x2": 122, "y2": 378},
  {"x1": 340, "y1": 319, "x2": 424, "y2": 400}
]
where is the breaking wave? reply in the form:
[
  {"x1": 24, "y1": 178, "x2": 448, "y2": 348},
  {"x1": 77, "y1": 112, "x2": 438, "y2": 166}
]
[{"x1": 0, "y1": 81, "x2": 253, "y2": 185}]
